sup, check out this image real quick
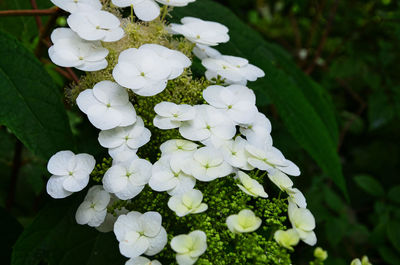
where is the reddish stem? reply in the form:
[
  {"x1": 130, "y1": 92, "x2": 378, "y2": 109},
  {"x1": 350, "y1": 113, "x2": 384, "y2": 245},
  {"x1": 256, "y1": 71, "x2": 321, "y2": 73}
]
[
  {"x1": 0, "y1": 7, "x2": 58, "y2": 17},
  {"x1": 30, "y1": 0, "x2": 43, "y2": 31}
]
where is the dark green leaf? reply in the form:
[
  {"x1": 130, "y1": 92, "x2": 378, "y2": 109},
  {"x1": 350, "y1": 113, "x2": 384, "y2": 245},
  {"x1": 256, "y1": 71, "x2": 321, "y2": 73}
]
[
  {"x1": 171, "y1": 0, "x2": 346, "y2": 196},
  {"x1": 379, "y1": 246, "x2": 400, "y2": 265},
  {"x1": 11, "y1": 196, "x2": 125, "y2": 265},
  {"x1": 387, "y1": 221, "x2": 400, "y2": 252},
  {"x1": 0, "y1": 31, "x2": 74, "y2": 159},
  {"x1": 0, "y1": 207, "x2": 23, "y2": 264},
  {"x1": 354, "y1": 175, "x2": 385, "y2": 197},
  {"x1": 388, "y1": 186, "x2": 400, "y2": 204}
]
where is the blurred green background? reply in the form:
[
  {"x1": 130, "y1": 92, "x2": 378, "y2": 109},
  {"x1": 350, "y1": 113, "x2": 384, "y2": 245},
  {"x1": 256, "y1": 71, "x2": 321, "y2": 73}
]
[{"x1": 0, "y1": 0, "x2": 400, "y2": 264}]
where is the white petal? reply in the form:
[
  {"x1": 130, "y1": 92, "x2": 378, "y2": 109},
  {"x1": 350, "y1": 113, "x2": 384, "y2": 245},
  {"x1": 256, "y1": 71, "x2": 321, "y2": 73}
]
[{"x1": 46, "y1": 175, "x2": 72, "y2": 199}]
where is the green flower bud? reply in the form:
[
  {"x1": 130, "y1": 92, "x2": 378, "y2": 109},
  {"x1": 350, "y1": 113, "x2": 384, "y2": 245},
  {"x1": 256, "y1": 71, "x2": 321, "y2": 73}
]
[{"x1": 314, "y1": 247, "x2": 328, "y2": 261}]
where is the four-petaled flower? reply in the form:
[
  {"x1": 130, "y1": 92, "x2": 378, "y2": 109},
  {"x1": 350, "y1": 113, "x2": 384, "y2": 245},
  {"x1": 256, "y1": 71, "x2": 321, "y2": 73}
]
[
  {"x1": 76, "y1": 80, "x2": 137, "y2": 130},
  {"x1": 171, "y1": 230, "x2": 207, "y2": 265},
  {"x1": 46, "y1": 150, "x2": 96, "y2": 199},
  {"x1": 114, "y1": 211, "x2": 168, "y2": 258}
]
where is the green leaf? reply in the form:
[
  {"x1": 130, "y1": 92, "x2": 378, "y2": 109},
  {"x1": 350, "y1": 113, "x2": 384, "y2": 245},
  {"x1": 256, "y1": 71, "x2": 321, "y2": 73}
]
[
  {"x1": 379, "y1": 246, "x2": 400, "y2": 265},
  {"x1": 387, "y1": 221, "x2": 400, "y2": 252},
  {"x1": 354, "y1": 175, "x2": 385, "y2": 197},
  {"x1": 0, "y1": 31, "x2": 74, "y2": 159},
  {"x1": 11, "y1": 196, "x2": 125, "y2": 265},
  {"x1": 171, "y1": 0, "x2": 346, "y2": 196},
  {"x1": 0, "y1": 207, "x2": 23, "y2": 264},
  {"x1": 388, "y1": 186, "x2": 400, "y2": 204}
]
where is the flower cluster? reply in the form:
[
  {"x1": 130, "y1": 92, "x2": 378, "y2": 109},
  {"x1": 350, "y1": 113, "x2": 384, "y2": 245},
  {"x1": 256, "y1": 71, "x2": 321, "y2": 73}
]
[{"x1": 46, "y1": 0, "x2": 317, "y2": 264}]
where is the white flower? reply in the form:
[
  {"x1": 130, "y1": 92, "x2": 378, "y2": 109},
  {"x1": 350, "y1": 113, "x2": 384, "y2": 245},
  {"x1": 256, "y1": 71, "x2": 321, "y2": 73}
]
[
  {"x1": 155, "y1": 0, "x2": 195, "y2": 7},
  {"x1": 149, "y1": 156, "x2": 196, "y2": 196},
  {"x1": 236, "y1": 171, "x2": 268, "y2": 198},
  {"x1": 153, "y1": 102, "x2": 196, "y2": 129},
  {"x1": 67, "y1": 11, "x2": 124, "y2": 42},
  {"x1": 103, "y1": 158, "x2": 152, "y2": 200},
  {"x1": 126, "y1": 256, "x2": 161, "y2": 265},
  {"x1": 46, "y1": 150, "x2": 95, "y2": 199},
  {"x1": 76, "y1": 81, "x2": 137, "y2": 130},
  {"x1": 50, "y1": 0, "x2": 102, "y2": 13},
  {"x1": 202, "y1": 55, "x2": 265, "y2": 85},
  {"x1": 245, "y1": 144, "x2": 301, "y2": 176},
  {"x1": 171, "y1": 230, "x2": 207, "y2": 265},
  {"x1": 288, "y1": 201, "x2": 317, "y2": 246},
  {"x1": 113, "y1": 47, "x2": 173, "y2": 96},
  {"x1": 112, "y1": 0, "x2": 160, "y2": 22},
  {"x1": 75, "y1": 185, "x2": 110, "y2": 227},
  {"x1": 273, "y1": 229, "x2": 300, "y2": 251},
  {"x1": 48, "y1": 28, "x2": 108, "y2": 71},
  {"x1": 240, "y1": 112, "x2": 272, "y2": 146},
  {"x1": 159, "y1": 139, "x2": 198, "y2": 157},
  {"x1": 168, "y1": 189, "x2": 208, "y2": 217},
  {"x1": 114, "y1": 211, "x2": 168, "y2": 258},
  {"x1": 141, "y1": 44, "x2": 191, "y2": 79},
  {"x1": 98, "y1": 116, "x2": 150, "y2": 159},
  {"x1": 220, "y1": 137, "x2": 253, "y2": 170},
  {"x1": 170, "y1": 17, "x2": 229, "y2": 46},
  {"x1": 287, "y1": 188, "x2": 307, "y2": 208},
  {"x1": 182, "y1": 146, "x2": 232, "y2": 182},
  {"x1": 179, "y1": 105, "x2": 236, "y2": 147},
  {"x1": 226, "y1": 209, "x2": 262, "y2": 233},
  {"x1": 202, "y1": 84, "x2": 258, "y2": 124},
  {"x1": 192, "y1": 44, "x2": 221, "y2": 60},
  {"x1": 267, "y1": 169, "x2": 293, "y2": 191}
]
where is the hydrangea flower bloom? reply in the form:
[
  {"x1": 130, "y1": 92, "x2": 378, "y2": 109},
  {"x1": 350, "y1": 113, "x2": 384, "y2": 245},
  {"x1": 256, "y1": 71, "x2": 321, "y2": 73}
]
[
  {"x1": 75, "y1": 185, "x2": 110, "y2": 227},
  {"x1": 153, "y1": 102, "x2": 196, "y2": 129},
  {"x1": 98, "y1": 117, "x2": 150, "y2": 159},
  {"x1": 202, "y1": 84, "x2": 258, "y2": 124},
  {"x1": 170, "y1": 17, "x2": 229, "y2": 46},
  {"x1": 126, "y1": 257, "x2": 162, "y2": 265},
  {"x1": 50, "y1": 0, "x2": 102, "y2": 13},
  {"x1": 245, "y1": 144, "x2": 301, "y2": 176},
  {"x1": 159, "y1": 139, "x2": 198, "y2": 157},
  {"x1": 236, "y1": 171, "x2": 268, "y2": 198},
  {"x1": 46, "y1": 150, "x2": 95, "y2": 198},
  {"x1": 288, "y1": 201, "x2": 317, "y2": 246},
  {"x1": 103, "y1": 158, "x2": 152, "y2": 200},
  {"x1": 48, "y1": 28, "x2": 109, "y2": 71},
  {"x1": 273, "y1": 229, "x2": 300, "y2": 251},
  {"x1": 179, "y1": 105, "x2": 236, "y2": 147},
  {"x1": 67, "y1": 11, "x2": 124, "y2": 42},
  {"x1": 267, "y1": 169, "x2": 294, "y2": 191},
  {"x1": 239, "y1": 112, "x2": 272, "y2": 146},
  {"x1": 76, "y1": 81, "x2": 137, "y2": 130},
  {"x1": 156, "y1": 0, "x2": 195, "y2": 7},
  {"x1": 168, "y1": 189, "x2": 208, "y2": 217},
  {"x1": 171, "y1": 230, "x2": 207, "y2": 265},
  {"x1": 141, "y1": 44, "x2": 191, "y2": 79},
  {"x1": 226, "y1": 209, "x2": 262, "y2": 233},
  {"x1": 149, "y1": 156, "x2": 196, "y2": 196},
  {"x1": 220, "y1": 136, "x2": 253, "y2": 170},
  {"x1": 202, "y1": 55, "x2": 265, "y2": 85},
  {"x1": 192, "y1": 44, "x2": 221, "y2": 60},
  {"x1": 182, "y1": 146, "x2": 232, "y2": 182},
  {"x1": 113, "y1": 45, "x2": 189, "y2": 96},
  {"x1": 114, "y1": 211, "x2": 168, "y2": 258},
  {"x1": 111, "y1": 0, "x2": 160, "y2": 22}
]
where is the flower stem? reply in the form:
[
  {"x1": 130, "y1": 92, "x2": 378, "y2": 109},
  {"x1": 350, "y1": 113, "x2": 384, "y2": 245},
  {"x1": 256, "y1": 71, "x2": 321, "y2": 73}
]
[
  {"x1": 160, "y1": 5, "x2": 169, "y2": 21},
  {"x1": 130, "y1": 4, "x2": 134, "y2": 23}
]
